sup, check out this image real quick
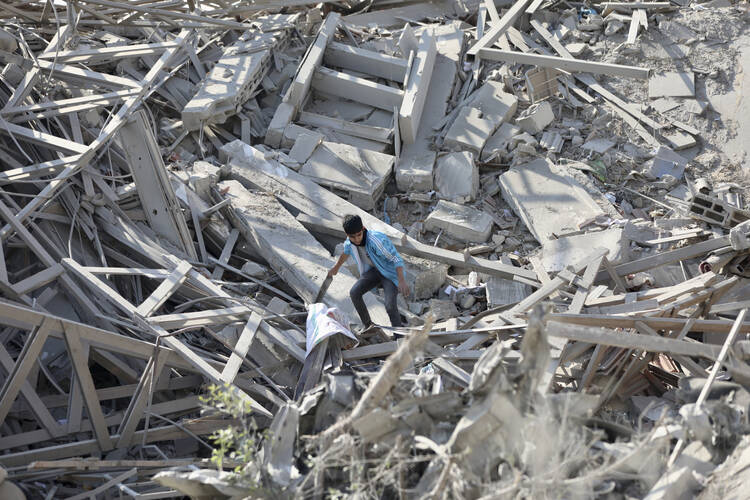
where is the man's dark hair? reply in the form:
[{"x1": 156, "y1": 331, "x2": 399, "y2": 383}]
[{"x1": 343, "y1": 214, "x2": 363, "y2": 235}]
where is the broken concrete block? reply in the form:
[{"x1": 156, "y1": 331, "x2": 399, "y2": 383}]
[
  {"x1": 424, "y1": 200, "x2": 494, "y2": 243},
  {"x1": 435, "y1": 151, "x2": 479, "y2": 203},
  {"x1": 540, "y1": 131, "x2": 563, "y2": 152},
  {"x1": 486, "y1": 276, "x2": 530, "y2": 306},
  {"x1": 565, "y1": 43, "x2": 587, "y2": 56},
  {"x1": 648, "y1": 72, "x2": 695, "y2": 98},
  {"x1": 444, "y1": 107, "x2": 494, "y2": 153},
  {"x1": 499, "y1": 158, "x2": 606, "y2": 243},
  {"x1": 300, "y1": 141, "x2": 394, "y2": 210},
  {"x1": 582, "y1": 138, "x2": 615, "y2": 154},
  {"x1": 267, "y1": 296, "x2": 292, "y2": 315},
  {"x1": 427, "y1": 299, "x2": 458, "y2": 321},
  {"x1": 470, "y1": 80, "x2": 518, "y2": 127},
  {"x1": 395, "y1": 151, "x2": 436, "y2": 192},
  {"x1": 183, "y1": 29, "x2": 292, "y2": 131},
  {"x1": 481, "y1": 123, "x2": 521, "y2": 161},
  {"x1": 404, "y1": 256, "x2": 448, "y2": 300},
  {"x1": 189, "y1": 161, "x2": 222, "y2": 200},
  {"x1": 241, "y1": 260, "x2": 268, "y2": 278},
  {"x1": 730, "y1": 220, "x2": 750, "y2": 251},
  {"x1": 265, "y1": 102, "x2": 296, "y2": 149},
  {"x1": 516, "y1": 101, "x2": 554, "y2": 135},
  {"x1": 288, "y1": 131, "x2": 323, "y2": 163}
]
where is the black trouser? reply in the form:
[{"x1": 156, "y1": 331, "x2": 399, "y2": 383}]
[{"x1": 350, "y1": 267, "x2": 402, "y2": 327}]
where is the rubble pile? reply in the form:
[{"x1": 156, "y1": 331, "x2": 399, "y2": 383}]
[{"x1": 0, "y1": 0, "x2": 748, "y2": 498}]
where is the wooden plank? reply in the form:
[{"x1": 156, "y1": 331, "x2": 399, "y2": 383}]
[
  {"x1": 0, "y1": 118, "x2": 88, "y2": 154},
  {"x1": 220, "y1": 313, "x2": 262, "y2": 384},
  {"x1": 37, "y1": 42, "x2": 180, "y2": 64},
  {"x1": 548, "y1": 313, "x2": 750, "y2": 334},
  {"x1": 210, "y1": 229, "x2": 239, "y2": 280},
  {"x1": 547, "y1": 321, "x2": 723, "y2": 360},
  {"x1": 711, "y1": 299, "x2": 750, "y2": 314},
  {"x1": 0, "y1": 344, "x2": 64, "y2": 438},
  {"x1": 596, "y1": 236, "x2": 730, "y2": 281},
  {"x1": 115, "y1": 354, "x2": 167, "y2": 448},
  {"x1": 148, "y1": 306, "x2": 250, "y2": 329},
  {"x1": 467, "y1": 0, "x2": 532, "y2": 57},
  {"x1": 73, "y1": 0, "x2": 250, "y2": 27},
  {"x1": 476, "y1": 48, "x2": 650, "y2": 79},
  {"x1": 136, "y1": 260, "x2": 192, "y2": 317},
  {"x1": 11, "y1": 262, "x2": 64, "y2": 296},
  {"x1": 66, "y1": 468, "x2": 138, "y2": 500},
  {"x1": 0, "y1": 319, "x2": 54, "y2": 426},
  {"x1": 63, "y1": 322, "x2": 114, "y2": 451},
  {"x1": 0, "y1": 29, "x2": 194, "y2": 241}
]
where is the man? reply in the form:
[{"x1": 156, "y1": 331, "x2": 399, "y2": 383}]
[{"x1": 327, "y1": 215, "x2": 409, "y2": 328}]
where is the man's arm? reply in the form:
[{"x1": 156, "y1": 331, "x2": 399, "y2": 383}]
[
  {"x1": 327, "y1": 253, "x2": 349, "y2": 277},
  {"x1": 396, "y1": 265, "x2": 409, "y2": 298}
]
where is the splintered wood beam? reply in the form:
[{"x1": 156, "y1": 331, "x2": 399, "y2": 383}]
[
  {"x1": 37, "y1": 42, "x2": 181, "y2": 64},
  {"x1": 63, "y1": 323, "x2": 114, "y2": 451},
  {"x1": 76, "y1": 0, "x2": 252, "y2": 27},
  {"x1": 0, "y1": 118, "x2": 88, "y2": 154},
  {"x1": 60, "y1": 259, "x2": 273, "y2": 418},
  {"x1": 467, "y1": 0, "x2": 532, "y2": 57},
  {"x1": 0, "y1": 344, "x2": 65, "y2": 438},
  {"x1": 0, "y1": 29, "x2": 193, "y2": 241},
  {"x1": 0, "y1": 156, "x2": 81, "y2": 183},
  {"x1": 135, "y1": 260, "x2": 192, "y2": 317},
  {"x1": 115, "y1": 354, "x2": 167, "y2": 448},
  {"x1": 0, "y1": 319, "x2": 54, "y2": 427},
  {"x1": 11, "y1": 262, "x2": 64, "y2": 296},
  {"x1": 546, "y1": 321, "x2": 723, "y2": 360}
]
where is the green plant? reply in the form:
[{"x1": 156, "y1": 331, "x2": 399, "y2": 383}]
[{"x1": 200, "y1": 383, "x2": 262, "y2": 481}]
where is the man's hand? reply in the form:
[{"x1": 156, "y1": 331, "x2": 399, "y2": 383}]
[
  {"x1": 327, "y1": 267, "x2": 338, "y2": 279},
  {"x1": 398, "y1": 277, "x2": 410, "y2": 298}
]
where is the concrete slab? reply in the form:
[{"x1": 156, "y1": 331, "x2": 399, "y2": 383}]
[
  {"x1": 435, "y1": 151, "x2": 479, "y2": 203},
  {"x1": 299, "y1": 141, "x2": 394, "y2": 210},
  {"x1": 499, "y1": 158, "x2": 606, "y2": 243},
  {"x1": 540, "y1": 227, "x2": 630, "y2": 273},
  {"x1": 582, "y1": 138, "x2": 615, "y2": 154},
  {"x1": 470, "y1": 80, "x2": 518, "y2": 128},
  {"x1": 424, "y1": 200, "x2": 494, "y2": 243},
  {"x1": 486, "y1": 276, "x2": 530, "y2": 306},
  {"x1": 664, "y1": 130, "x2": 698, "y2": 151},
  {"x1": 648, "y1": 72, "x2": 695, "y2": 98},
  {"x1": 219, "y1": 180, "x2": 388, "y2": 326}
]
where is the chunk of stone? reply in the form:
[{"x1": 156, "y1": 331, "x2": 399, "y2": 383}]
[
  {"x1": 435, "y1": 151, "x2": 479, "y2": 203},
  {"x1": 265, "y1": 102, "x2": 296, "y2": 148},
  {"x1": 664, "y1": 130, "x2": 698, "y2": 151},
  {"x1": 481, "y1": 123, "x2": 521, "y2": 161},
  {"x1": 427, "y1": 299, "x2": 459, "y2": 321},
  {"x1": 241, "y1": 260, "x2": 268, "y2": 278},
  {"x1": 189, "y1": 161, "x2": 222, "y2": 200},
  {"x1": 267, "y1": 296, "x2": 292, "y2": 315},
  {"x1": 424, "y1": 200, "x2": 494, "y2": 243},
  {"x1": 516, "y1": 101, "x2": 554, "y2": 134}
]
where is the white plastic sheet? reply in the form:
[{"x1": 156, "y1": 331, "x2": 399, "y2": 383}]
[{"x1": 305, "y1": 303, "x2": 358, "y2": 357}]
